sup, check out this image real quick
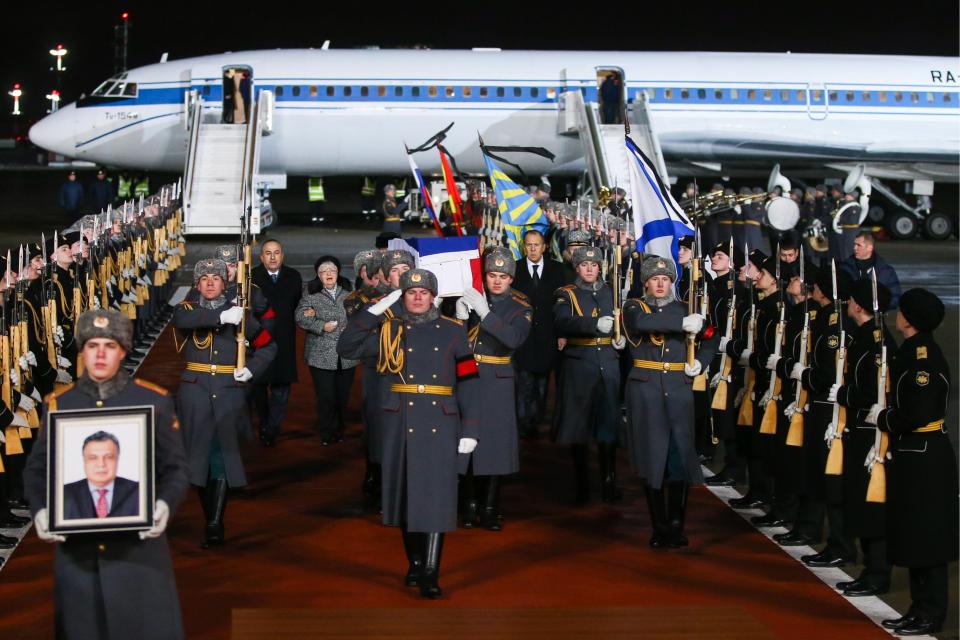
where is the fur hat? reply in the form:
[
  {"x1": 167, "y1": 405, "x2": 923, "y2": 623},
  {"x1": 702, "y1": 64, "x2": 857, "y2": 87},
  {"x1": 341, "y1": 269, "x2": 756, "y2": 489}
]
[
  {"x1": 380, "y1": 249, "x2": 415, "y2": 275},
  {"x1": 353, "y1": 250, "x2": 381, "y2": 279},
  {"x1": 566, "y1": 229, "x2": 592, "y2": 247},
  {"x1": 399, "y1": 268, "x2": 438, "y2": 296},
  {"x1": 640, "y1": 255, "x2": 676, "y2": 283},
  {"x1": 194, "y1": 258, "x2": 227, "y2": 284},
  {"x1": 483, "y1": 247, "x2": 516, "y2": 277},
  {"x1": 75, "y1": 309, "x2": 133, "y2": 352},
  {"x1": 572, "y1": 246, "x2": 603, "y2": 268},
  {"x1": 215, "y1": 244, "x2": 238, "y2": 264}
]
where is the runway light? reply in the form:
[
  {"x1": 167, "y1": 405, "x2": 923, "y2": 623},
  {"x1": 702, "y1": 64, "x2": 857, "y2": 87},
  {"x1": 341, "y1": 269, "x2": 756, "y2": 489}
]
[
  {"x1": 49, "y1": 44, "x2": 68, "y2": 72},
  {"x1": 121, "y1": 12, "x2": 129, "y2": 19},
  {"x1": 46, "y1": 89, "x2": 61, "y2": 113},
  {"x1": 8, "y1": 84, "x2": 22, "y2": 116}
]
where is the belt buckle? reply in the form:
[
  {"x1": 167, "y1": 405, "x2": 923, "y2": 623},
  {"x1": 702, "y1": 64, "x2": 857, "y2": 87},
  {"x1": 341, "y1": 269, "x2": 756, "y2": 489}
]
[
  {"x1": 416, "y1": 384, "x2": 425, "y2": 394},
  {"x1": 663, "y1": 362, "x2": 670, "y2": 372},
  {"x1": 474, "y1": 354, "x2": 482, "y2": 362},
  {"x1": 210, "y1": 364, "x2": 218, "y2": 374}
]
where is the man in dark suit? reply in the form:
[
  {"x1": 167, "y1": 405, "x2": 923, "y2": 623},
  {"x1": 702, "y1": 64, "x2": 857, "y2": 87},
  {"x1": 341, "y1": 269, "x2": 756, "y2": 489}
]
[
  {"x1": 512, "y1": 229, "x2": 568, "y2": 439},
  {"x1": 63, "y1": 431, "x2": 140, "y2": 520},
  {"x1": 251, "y1": 239, "x2": 303, "y2": 446}
]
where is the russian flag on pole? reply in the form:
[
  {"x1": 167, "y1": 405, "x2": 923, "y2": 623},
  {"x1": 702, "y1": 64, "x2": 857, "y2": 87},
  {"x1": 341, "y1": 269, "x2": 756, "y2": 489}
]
[
  {"x1": 388, "y1": 235, "x2": 482, "y2": 296},
  {"x1": 407, "y1": 155, "x2": 443, "y2": 236},
  {"x1": 625, "y1": 135, "x2": 693, "y2": 277}
]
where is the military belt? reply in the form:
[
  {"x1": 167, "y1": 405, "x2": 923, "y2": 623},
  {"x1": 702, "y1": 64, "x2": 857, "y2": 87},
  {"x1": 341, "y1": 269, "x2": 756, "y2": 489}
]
[
  {"x1": 840, "y1": 224, "x2": 860, "y2": 229},
  {"x1": 185, "y1": 362, "x2": 237, "y2": 375},
  {"x1": 717, "y1": 220, "x2": 733, "y2": 225},
  {"x1": 384, "y1": 217, "x2": 402, "y2": 222},
  {"x1": 633, "y1": 359, "x2": 685, "y2": 372},
  {"x1": 914, "y1": 419, "x2": 944, "y2": 433},
  {"x1": 568, "y1": 337, "x2": 613, "y2": 347},
  {"x1": 744, "y1": 220, "x2": 762, "y2": 226},
  {"x1": 390, "y1": 383, "x2": 454, "y2": 396},
  {"x1": 474, "y1": 354, "x2": 512, "y2": 365}
]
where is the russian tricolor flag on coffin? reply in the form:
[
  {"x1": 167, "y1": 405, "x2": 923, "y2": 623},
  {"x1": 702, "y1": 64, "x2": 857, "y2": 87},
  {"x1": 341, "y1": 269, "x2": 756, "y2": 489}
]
[{"x1": 388, "y1": 235, "x2": 481, "y2": 297}]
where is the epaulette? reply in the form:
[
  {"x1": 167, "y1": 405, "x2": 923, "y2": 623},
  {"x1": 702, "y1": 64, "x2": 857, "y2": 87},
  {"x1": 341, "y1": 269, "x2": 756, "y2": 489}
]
[
  {"x1": 44, "y1": 383, "x2": 76, "y2": 411},
  {"x1": 917, "y1": 346, "x2": 927, "y2": 360},
  {"x1": 511, "y1": 291, "x2": 531, "y2": 308},
  {"x1": 554, "y1": 284, "x2": 576, "y2": 297},
  {"x1": 442, "y1": 316, "x2": 464, "y2": 326},
  {"x1": 134, "y1": 379, "x2": 170, "y2": 396},
  {"x1": 179, "y1": 301, "x2": 194, "y2": 310}
]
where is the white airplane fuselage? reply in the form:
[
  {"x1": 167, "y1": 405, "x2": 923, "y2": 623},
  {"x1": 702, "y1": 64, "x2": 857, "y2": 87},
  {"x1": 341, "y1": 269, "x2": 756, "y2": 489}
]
[{"x1": 29, "y1": 49, "x2": 960, "y2": 182}]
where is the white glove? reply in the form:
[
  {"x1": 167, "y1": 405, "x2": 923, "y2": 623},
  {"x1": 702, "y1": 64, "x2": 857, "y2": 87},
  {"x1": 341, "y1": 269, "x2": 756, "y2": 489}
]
[
  {"x1": 684, "y1": 361, "x2": 702, "y2": 377},
  {"x1": 758, "y1": 390, "x2": 772, "y2": 407},
  {"x1": 864, "y1": 445, "x2": 877, "y2": 470},
  {"x1": 138, "y1": 500, "x2": 170, "y2": 540},
  {"x1": 109, "y1": 276, "x2": 117, "y2": 286},
  {"x1": 737, "y1": 349, "x2": 752, "y2": 366},
  {"x1": 30, "y1": 388, "x2": 41, "y2": 402},
  {"x1": 824, "y1": 421, "x2": 837, "y2": 444},
  {"x1": 710, "y1": 371, "x2": 722, "y2": 388},
  {"x1": 458, "y1": 437, "x2": 478, "y2": 454},
  {"x1": 18, "y1": 394, "x2": 35, "y2": 413},
  {"x1": 25, "y1": 351, "x2": 37, "y2": 367},
  {"x1": 9, "y1": 369, "x2": 19, "y2": 386},
  {"x1": 784, "y1": 401, "x2": 798, "y2": 419},
  {"x1": 233, "y1": 367, "x2": 253, "y2": 383},
  {"x1": 455, "y1": 297, "x2": 471, "y2": 320},
  {"x1": 790, "y1": 362, "x2": 805, "y2": 381},
  {"x1": 596, "y1": 316, "x2": 614, "y2": 334},
  {"x1": 682, "y1": 314, "x2": 705, "y2": 334},
  {"x1": 0, "y1": 428, "x2": 5, "y2": 443},
  {"x1": 10, "y1": 412, "x2": 27, "y2": 429},
  {"x1": 765, "y1": 354, "x2": 780, "y2": 371},
  {"x1": 719, "y1": 336, "x2": 730, "y2": 352},
  {"x1": 219, "y1": 306, "x2": 244, "y2": 326},
  {"x1": 57, "y1": 355, "x2": 72, "y2": 369},
  {"x1": 462, "y1": 288, "x2": 489, "y2": 319},
  {"x1": 865, "y1": 403, "x2": 882, "y2": 425},
  {"x1": 612, "y1": 336, "x2": 626, "y2": 350},
  {"x1": 53, "y1": 325, "x2": 64, "y2": 346},
  {"x1": 368, "y1": 289, "x2": 403, "y2": 316},
  {"x1": 34, "y1": 509, "x2": 66, "y2": 543},
  {"x1": 56, "y1": 369, "x2": 73, "y2": 384},
  {"x1": 827, "y1": 383, "x2": 840, "y2": 403},
  {"x1": 18, "y1": 357, "x2": 28, "y2": 370},
  {"x1": 734, "y1": 387, "x2": 746, "y2": 408}
]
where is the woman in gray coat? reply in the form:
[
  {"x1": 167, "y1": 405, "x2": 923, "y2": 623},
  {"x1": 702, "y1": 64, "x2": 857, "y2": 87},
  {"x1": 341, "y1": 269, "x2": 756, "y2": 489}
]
[{"x1": 296, "y1": 256, "x2": 359, "y2": 444}]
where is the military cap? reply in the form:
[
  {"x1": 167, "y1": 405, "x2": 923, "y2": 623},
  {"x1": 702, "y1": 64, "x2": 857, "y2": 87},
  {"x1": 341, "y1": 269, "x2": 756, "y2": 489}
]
[
  {"x1": 778, "y1": 233, "x2": 799, "y2": 250},
  {"x1": 194, "y1": 258, "x2": 227, "y2": 284},
  {"x1": 813, "y1": 266, "x2": 853, "y2": 301},
  {"x1": 640, "y1": 255, "x2": 676, "y2": 283},
  {"x1": 27, "y1": 241, "x2": 44, "y2": 260},
  {"x1": 748, "y1": 249, "x2": 768, "y2": 271},
  {"x1": 537, "y1": 182, "x2": 552, "y2": 194},
  {"x1": 381, "y1": 249, "x2": 415, "y2": 274},
  {"x1": 215, "y1": 244, "x2": 238, "y2": 264},
  {"x1": 849, "y1": 278, "x2": 892, "y2": 313},
  {"x1": 566, "y1": 229, "x2": 592, "y2": 247},
  {"x1": 778, "y1": 260, "x2": 798, "y2": 283},
  {"x1": 75, "y1": 309, "x2": 133, "y2": 352},
  {"x1": 678, "y1": 235, "x2": 695, "y2": 250},
  {"x1": 572, "y1": 246, "x2": 603, "y2": 268},
  {"x1": 353, "y1": 250, "x2": 381, "y2": 279},
  {"x1": 383, "y1": 183, "x2": 396, "y2": 194},
  {"x1": 484, "y1": 247, "x2": 516, "y2": 277},
  {"x1": 59, "y1": 230, "x2": 81, "y2": 248},
  {"x1": 898, "y1": 288, "x2": 945, "y2": 332},
  {"x1": 399, "y1": 268, "x2": 438, "y2": 296},
  {"x1": 711, "y1": 241, "x2": 744, "y2": 268}
]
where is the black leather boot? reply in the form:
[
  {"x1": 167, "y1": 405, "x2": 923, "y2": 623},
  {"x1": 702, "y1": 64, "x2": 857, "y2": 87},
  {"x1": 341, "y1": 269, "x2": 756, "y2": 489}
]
[
  {"x1": 598, "y1": 443, "x2": 623, "y2": 503},
  {"x1": 571, "y1": 445, "x2": 589, "y2": 506},
  {"x1": 202, "y1": 478, "x2": 228, "y2": 549},
  {"x1": 401, "y1": 525, "x2": 422, "y2": 587},
  {"x1": 362, "y1": 458, "x2": 377, "y2": 500},
  {"x1": 419, "y1": 533, "x2": 444, "y2": 599},
  {"x1": 644, "y1": 485, "x2": 669, "y2": 548},
  {"x1": 666, "y1": 481, "x2": 689, "y2": 548},
  {"x1": 479, "y1": 476, "x2": 502, "y2": 531}
]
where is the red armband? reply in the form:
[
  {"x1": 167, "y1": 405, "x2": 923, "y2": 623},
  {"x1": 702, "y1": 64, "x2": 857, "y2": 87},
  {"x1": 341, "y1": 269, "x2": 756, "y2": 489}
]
[
  {"x1": 251, "y1": 328, "x2": 272, "y2": 349},
  {"x1": 261, "y1": 307, "x2": 277, "y2": 319},
  {"x1": 456, "y1": 355, "x2": 479, "y2": 381}
]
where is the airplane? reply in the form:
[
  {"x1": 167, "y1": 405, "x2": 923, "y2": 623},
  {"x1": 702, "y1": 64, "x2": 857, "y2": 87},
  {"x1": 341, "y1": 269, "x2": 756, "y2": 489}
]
[{"x1": 28, "y1": 47, "x2": 959, "y2": 236}]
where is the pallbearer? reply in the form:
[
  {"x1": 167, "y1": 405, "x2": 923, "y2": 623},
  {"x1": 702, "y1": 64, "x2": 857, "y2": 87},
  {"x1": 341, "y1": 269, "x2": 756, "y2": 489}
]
[
  {"x1": 456, "y1": 247, "x2": 531, "y2": 530},
  {"x1": 622, "y1": 256, "x2": 717, "y2": 548},
  {"x1": 872, "y1": 289, "x2": 957, "y2": 636}
]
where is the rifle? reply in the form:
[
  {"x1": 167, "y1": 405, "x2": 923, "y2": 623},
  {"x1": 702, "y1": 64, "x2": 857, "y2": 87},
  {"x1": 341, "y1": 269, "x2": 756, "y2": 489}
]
[
  {"x1": 737, "y1": 241, "x2": 757, "y2": 426},
  {"x1": 610, "y1": 219, "x2": 622, "y2": 344},
  {"x1": 824, "y1": 259, "x2": 848, "y2": 475},
  {"x1": 711, "y1": 235, "x2": 737, "y2": 411},
  {"x1": 865, "y1": 268, "x2": 889, "y2": 502},
  {"x1": 686, "y1": 225, "x2": 699, "y2": 368},
  {"x1": 0, "y1": 281, "x2": 22, "y2": 456},
  {"x1": 759, "y1": 245, "x2": 786, "y2": 434},
  {"x1": 40, "y1": 232, "x2": 59, "y2": 370},
  {"x1": 235, "y1": 204, "x2": 252, "y2": 370},
  {"x1": 786, "y1": 246, "x2": 810, "y2": 446},
  {"x1": 692, "y1": 227, "x2": 710, "y2": 392}
]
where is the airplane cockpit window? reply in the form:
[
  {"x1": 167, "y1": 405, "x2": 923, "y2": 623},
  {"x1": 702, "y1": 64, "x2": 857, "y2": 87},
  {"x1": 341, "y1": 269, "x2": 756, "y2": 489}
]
[{"x1": 91, "y1": 74, "x2": 128, "y2": 97}]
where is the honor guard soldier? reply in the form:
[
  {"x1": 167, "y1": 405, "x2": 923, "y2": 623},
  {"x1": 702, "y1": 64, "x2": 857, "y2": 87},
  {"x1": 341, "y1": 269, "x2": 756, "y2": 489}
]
[
  {"x1": 827, "y1": 279, "x2": 895, "y2": 597},
  {"x1": 456, "y1": 247, "x2": 531, "y2": 530},
  {"x1": 553, "y1": 246, "x2": 625, "y2": 505},
  {"x1": 337, "y1": 268, "x2": 481, "y2": 599},
  {"x1": 382, "y1": 184, "x2": 408, "y2": 237},
  {"x1": 187, "y1": 244, "x2": 271, "y2": 318},
  {"x1": 622, "y1": 256, "x2": 717, "y2": 548},
  {"x1": 871, "y1": 289, "x2": 958, "y2": 636},
  {"x1": 24, "y1": 309, "x2": 190, "y2": 640},
  {"x1": 830, "y1": 190, "x2": 862, "y2": 262},
  {"x1": 172, "y1": 258, "x2": 277, "y2": 548},
  {"x1": 559, "y1": 228, "x2": 591, "y2": 284}
]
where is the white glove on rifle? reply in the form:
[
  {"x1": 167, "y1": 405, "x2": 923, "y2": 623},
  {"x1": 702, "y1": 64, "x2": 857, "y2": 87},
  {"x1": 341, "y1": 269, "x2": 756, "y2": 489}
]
[
  {"x1": 824, "y1": 421, "x2": 837, "y2": 444},
  {"x1": 596, "y1": 316, "x2": 614, "y2": 335},
  {"x1": 681, "y1": 314, "x2": 705, "y2": 334},
  {"x1": 737, "y1": 349, "x2": 752, "y2": 366},
  {"x1": 57, "y1": 355, "x2": 72, "y2": 369},
  {"x1": 30, "y1": 388, "x2": 41, "y2": 403},
  {"x1": 0, "y1": 428, "x2": 5, "y2": 443},
  {"x1": 233, "y1": 367, "x2": 253, "y2": 383},
  {"x1": 455, "y1": 297, "x2": 471, "y2": 320},
  {"x1": 719, "y1": 336, "x2": 730, "y2": 352},
  {"x1": 10, "y1": 413, "x2": 28, "y2": 429},
  {"x1": 790, "y1": 362, "x2": 805, "y2": 381},
  {"x1": 612, "y1": 336, "x2": 626, "y2": 350},
  {"x1": 710, "y1": 371, "x2": 722, "y2": 388},
  {"x1": 34, "y1": 509, "x2": 66, "y2": 543},
  {"x1": 784, "y1": 401, "x2": 798, "y2": 419},
  {"x1": 734, "y1": 388, "x2": 746, "y2": 408},
  {"x1": 25, "y1": 351, "x2": 37, "y2": 367},
  {"x1": 462, "y1": 288, "x2": 490, "y2": 320},
  {"x1": 765, "y1": 354, "x2": 780, "y2": 371},
  {"x1": 827, "y1": 383, "x2": 840, "y2": 403},
  {"x1": 865, "y1": 403, "x2": 882, "y2": 426},
  {"x1": 18, "y1": 394, "x2": 35, "y2": 413},
  {"x1": 684, "y1": 361, "x2": 702, "y2": 377},
  {"x1": 138, "y1": 500, "x2": 170, "y2": 540},
  {"x1": 53, "y1": 325, "x2": 64, "y2": 346},
  {"x1": 458, "y1": 438, "x2": 478, "y2": 454},
  {"x1": 9, "y1": 369, "x2": 19, "y2": 386},
  {"x1": 219, "y1": 306, "x2": 244, "y2": 326},
  {"x1": 55, "y1": 369, "x2": 73, "y2": 384},
  {"x1": 368, "y1": 289, "x2": 402, "y2": 316}
]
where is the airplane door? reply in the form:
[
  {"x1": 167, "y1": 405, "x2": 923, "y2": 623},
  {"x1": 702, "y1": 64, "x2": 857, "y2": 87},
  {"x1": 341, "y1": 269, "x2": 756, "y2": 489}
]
[
  {"x1": 806, "y1": 82, "x2": 829, "y2": 120},
  {"x1": 222, "y1": 65, "x2": 254, "y2": 125},
  {"x1": 596, "y1": 66, "x2": 626, "y2": 125}
]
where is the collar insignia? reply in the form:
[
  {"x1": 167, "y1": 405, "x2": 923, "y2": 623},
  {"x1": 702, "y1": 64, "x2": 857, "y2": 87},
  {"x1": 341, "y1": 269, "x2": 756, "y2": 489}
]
[{"x1": 917, "y1": 346, "x2": 927, "y2": 360}]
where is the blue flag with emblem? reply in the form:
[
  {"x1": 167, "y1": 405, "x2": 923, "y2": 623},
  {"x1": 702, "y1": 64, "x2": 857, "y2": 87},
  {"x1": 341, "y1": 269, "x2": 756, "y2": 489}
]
[
  {"x1": 483, "y1": 154, "x2": 548, "y2": 259},
  {"x1": 625, "y1": 135, "x2": 693, "y2": 277}
]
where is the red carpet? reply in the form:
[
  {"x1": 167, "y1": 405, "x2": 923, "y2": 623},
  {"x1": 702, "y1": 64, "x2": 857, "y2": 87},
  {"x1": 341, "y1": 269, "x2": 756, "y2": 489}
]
[{"x1": 0, "y1": 326, "x2": 890, "y2": 639}]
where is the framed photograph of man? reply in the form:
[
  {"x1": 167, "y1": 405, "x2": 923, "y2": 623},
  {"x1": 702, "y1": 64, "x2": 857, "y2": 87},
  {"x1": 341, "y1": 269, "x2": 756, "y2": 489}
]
[{"x1": 47, "y1": 405, "x2": 155, "y2": 534}]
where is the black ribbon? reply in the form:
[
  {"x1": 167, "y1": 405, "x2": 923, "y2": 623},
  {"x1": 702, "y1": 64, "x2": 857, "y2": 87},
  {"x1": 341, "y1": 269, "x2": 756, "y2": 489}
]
[{"x1": 479, "y1": 136, "x2": 555, "y2": 185}]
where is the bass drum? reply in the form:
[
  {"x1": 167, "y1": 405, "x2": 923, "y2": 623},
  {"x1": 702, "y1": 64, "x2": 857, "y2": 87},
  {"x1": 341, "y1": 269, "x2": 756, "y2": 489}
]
[{"x1": 764, "y1": 197, "x2": 800, "y2": 231}]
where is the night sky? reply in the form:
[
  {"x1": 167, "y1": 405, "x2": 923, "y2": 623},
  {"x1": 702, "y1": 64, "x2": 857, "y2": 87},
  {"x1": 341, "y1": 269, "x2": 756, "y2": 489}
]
[{"x1": 3, "y1": 0, "x2": 958, "y2": 128}]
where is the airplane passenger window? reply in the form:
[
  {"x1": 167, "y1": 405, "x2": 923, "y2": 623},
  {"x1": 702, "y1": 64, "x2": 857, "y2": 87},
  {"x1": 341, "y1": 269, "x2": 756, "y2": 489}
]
[
  {"x1": 412, "y1": 86, "x2": 421, "y2": 97},
  {"x1": 275, "y1": 86, "x2": 284, "y2": 96},
  {"x1": 664, "y1": 89, "x2": 673, "y2": 100},
  {"x1": 292, "y1": 86, "x2": 301, "y2": 97},
  {"x1": 378, "y1": 86, "x2": 386, "y2": 97},
  {"x1": 729, "y1": 89, "x2": 739, "y2": 99},
  {"x1": 547, "y1": 88, "x2": 557, "y2": 99},
  {"x1": 343, "y1": 87, "x2": 351, "y2": 97},
  {"x1": 942, "y1": 93, "x2": 951, "y2": 102},
  {"x1": 394, "y1": 86, "x2": 402, "y2": 97},
  {"x1": 680, "y1": 89, "x2": 689, "y2": 99},
  {"x1": 428, "y1": 86, "x2": 437, "y2": 97},
  {"x1": 763, "y1": 90, "x2": 772, "y2": 100},
  {"x1": 911, "y1": 92, "x2": 919, "y2": 103},
  {"x1": 326, "y1": 86, "x2": 334, "y2": 97},
  {"x1": 514, "y1": 87, "x2": 522, "y2": 97},
  {"x1": 714, "y1": 89, "x2": 723, "y2": 99},
  {"x1": 829, "y1": 91, "x2": 838, "y2": 101},
  {"x1": 463, "y1": 86, "x2": 472, "y2": 98},
  {"x1": 845, "y1": 91, "x2": 854, "y2": 102},
  {"x1": 862, "y1": 92, "x2": 870, "y2": 101},
  {"x1": 812, "y1": 90, "x2": 821, "y2": 101},
  {"x1": 531, "y1": 87, "x2": 539, "y2": 98},
  {"x1": 446, "y1": 86, "x2": 455, "y2": 98},
  {"x1": 780, "y1": 90, "x2": 789, "y2": 101},
  {"x1": 747, "y1": 89, "x2": 756, "y2": 100},
  {"x1": 796, "y1": 90, "x2": 805, "y2": 100},
  {"x1": 360, "y1": 86, "x2": 369, "y2": 97},
  {"x1": 926, "y1": 92, "x2": 934, "y2": 102},
  {"x1": 309, "y1": 86, "x2": 318, "y2": 97},
  {"x1": 697, "y1": 89, "x2": 706, "y2": 99},
  {"x1": 894, "y1": 92, "x2": 903, "y2": 102},
  {"x1": 480, "y1": 87, "x2": 488, "y2": 98},
  {"x1": 879, "y1": 91, "x2": 887, "y2": 102}
]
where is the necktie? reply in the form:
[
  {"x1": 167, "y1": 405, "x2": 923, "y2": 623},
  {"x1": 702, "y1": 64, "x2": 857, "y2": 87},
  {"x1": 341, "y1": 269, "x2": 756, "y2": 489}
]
[
  {"x1": 95, "y1": 489, "x2": 108, "y2": 519},
  {"x1": 532, "y1": 264, "x2": 540, "y2": 288},
  {"x1": 270, "y1": 272, "x2": 278, "y2": 283}
]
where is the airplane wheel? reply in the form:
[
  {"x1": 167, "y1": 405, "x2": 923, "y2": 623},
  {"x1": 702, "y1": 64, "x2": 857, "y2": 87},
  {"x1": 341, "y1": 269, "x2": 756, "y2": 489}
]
[
  {"x1": 887, "y1": 212, "x2": 918, "y2": 239},
  {"x1": 923, "y1": 212, "x2": 953, "y2": 240},
  {"x1": 867, "y1": 205, "x2": 885, "y2": 223}
]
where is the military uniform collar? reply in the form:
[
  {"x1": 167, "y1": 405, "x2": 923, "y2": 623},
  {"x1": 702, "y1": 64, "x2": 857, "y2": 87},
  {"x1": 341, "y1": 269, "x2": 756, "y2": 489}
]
[
  {"x1": 401, "y1": 306, "x2": 440, "y2": 324},
  {"x1": 575, "y1": 278, "x2": 603, "y2": 293},
  {"x1": 77, "y1": 369, "x2": 130, "y2": 401},
  {"x1": 488, "y1": 289, "x2": 511, "y2": 303},
  {"x1": 199, "y1": 294, "x2": 227, "y2": 310}
]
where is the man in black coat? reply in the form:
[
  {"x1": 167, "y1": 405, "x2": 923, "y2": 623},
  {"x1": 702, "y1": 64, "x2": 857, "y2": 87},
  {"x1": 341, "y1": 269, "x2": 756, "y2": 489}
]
[
  {"x1": 511, "y1": 229, "x2": 567, "y2": 439},
  {"x1": 87, "y1": 168, "x2": 115, "y2": 212},
  {"x1": 251, "y1": 239, "x2": 302, "y2": 446}
]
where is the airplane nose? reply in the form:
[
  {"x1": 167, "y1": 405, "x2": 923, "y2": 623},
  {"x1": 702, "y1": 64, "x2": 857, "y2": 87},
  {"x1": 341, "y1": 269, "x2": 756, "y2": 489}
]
[{"x1": 29, "y1": 104, "x2": 74, "y2": 156}]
